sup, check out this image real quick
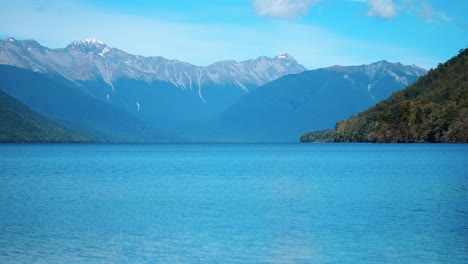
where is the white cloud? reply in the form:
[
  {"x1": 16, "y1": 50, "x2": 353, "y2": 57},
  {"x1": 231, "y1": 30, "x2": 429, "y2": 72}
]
[
  {"x1": 355, "y1": 0, "x2": 457, "y2": 24},
  {"x1": 253, "y1": 0, "x2": 320, "y2": 19},
  {"x1": 366, "y1": 0, "x2": 396, "y2": 19},
  {"x1": 412, "y1": 0, "x2": 453, "y2": 23}
]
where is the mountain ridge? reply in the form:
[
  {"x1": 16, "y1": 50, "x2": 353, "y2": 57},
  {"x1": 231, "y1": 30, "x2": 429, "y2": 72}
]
[
  {"x1": 187, "y1": 60, "x2": 427, "y2": 142},
  {"x1": 0, "y1": 37, "x2": 306, "y2": 99}
]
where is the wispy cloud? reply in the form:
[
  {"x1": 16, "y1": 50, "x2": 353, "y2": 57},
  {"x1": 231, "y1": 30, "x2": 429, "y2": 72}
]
[
  {"x1": 403, "y1": 0, "x2": 468, "y2": 30},
  {"x1": 352, "y1": 0, "x2": 461, "y2": 26},
  {"x1": 410, "y1": 0, "x2": 453, "y2": 23},
  {"x1": 253, "y1": 0, "x2": 400, "y2": 20},
  {"x1": 253, "y1": 0, "x2": 320, "y2": 19},
  {"x1": 366, "y1": 0, "x2": 397, "y2": 19},
  {"x1": 254, "y1": 0, "x2": 461, "y2": 28}
]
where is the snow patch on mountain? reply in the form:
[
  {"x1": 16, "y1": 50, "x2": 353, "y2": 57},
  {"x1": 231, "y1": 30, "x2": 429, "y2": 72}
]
[
  {"x1": 277, "y1": 53, "x2": 287, "y2": 59},
  {"x1": 78, "y1": 38, "x2": 105, "y2": 45},
  {"x1": 98, "y1": 47, "x2": 110, "y2": 57}
]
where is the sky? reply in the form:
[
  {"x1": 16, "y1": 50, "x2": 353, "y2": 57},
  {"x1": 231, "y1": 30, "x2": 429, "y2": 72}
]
[{"x1": 0, "y1": 0, "x2": 467, "y2": 69}]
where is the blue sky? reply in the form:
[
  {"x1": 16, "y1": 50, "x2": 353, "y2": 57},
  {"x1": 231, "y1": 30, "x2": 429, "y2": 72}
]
[{"x1": 0, "y1": 0, "x2": 466, "y2": 69}]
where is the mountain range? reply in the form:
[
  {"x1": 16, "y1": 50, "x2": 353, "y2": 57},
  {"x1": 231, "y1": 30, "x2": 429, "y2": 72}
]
[
  {"x1": 0, "y1": 37, "x2": 427, "y2": 142},
  {"x1": 191, "y1": 60, "x2": 427, "y2": 142},
  {"x1": 1, "y1": 38, "x2": 305, "y2": 91},
  {"x1": 0, "y1": 37, "x2": 305, "y2": 130}
]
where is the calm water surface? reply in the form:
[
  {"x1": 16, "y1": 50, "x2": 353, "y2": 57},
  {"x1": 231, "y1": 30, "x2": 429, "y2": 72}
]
[{"x1": 0, "y1": 144, "x2": 467, "y2": 263}]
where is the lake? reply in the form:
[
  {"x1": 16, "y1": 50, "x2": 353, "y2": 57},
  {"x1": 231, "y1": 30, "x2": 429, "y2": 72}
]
[{"x1": 0, "y1": 144, "x2": 467, "y2": 263}]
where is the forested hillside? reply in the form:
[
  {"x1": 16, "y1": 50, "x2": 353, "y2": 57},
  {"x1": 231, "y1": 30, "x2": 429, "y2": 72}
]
[
  {"x1": 0, "y1": 90, "x2": 90, "y2": 143},
  {"x1": 301, "y1": 49, "x2": 467, "y2": 143}
]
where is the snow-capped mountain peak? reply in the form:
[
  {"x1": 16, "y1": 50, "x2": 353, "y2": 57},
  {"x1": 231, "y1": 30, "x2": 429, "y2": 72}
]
[
  {"x1": 66, "y1": 39, "x2": 113, "y2": 58},
  {"x1": 276, "y1": 53, "x2": 291, "y2": 59},
  {"x1": 67, "y1": 39, "x2": 108, "y2": 50},
  {"x1": 77, "y1": 38, "x2": 106, "y2": 46},
  {"x1": 274, "y1": 53, "x2": 298, "y2": 66}
]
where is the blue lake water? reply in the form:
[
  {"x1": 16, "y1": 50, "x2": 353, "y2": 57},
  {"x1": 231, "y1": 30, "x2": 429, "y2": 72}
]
[{"x1": 0, "y1": 144, "x2": 467, "y2": 263}]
